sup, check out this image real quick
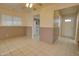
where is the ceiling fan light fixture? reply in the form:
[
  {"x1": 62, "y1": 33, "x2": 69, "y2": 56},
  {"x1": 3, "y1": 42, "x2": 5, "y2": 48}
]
[
  {"x1": 29, "y1": 3, "x2": 33, "y2": 8},
  {"x1": 25, "y1": 3, "x2": 29, "y2": 7},
  {"x1": 25, "y1": 3, "x2": 33, "y2": 8}
]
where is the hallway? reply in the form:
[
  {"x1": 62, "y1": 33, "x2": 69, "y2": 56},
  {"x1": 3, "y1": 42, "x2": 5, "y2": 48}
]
[{"x1": 0, "y1": 36, "x2": 79, "y2": 56}]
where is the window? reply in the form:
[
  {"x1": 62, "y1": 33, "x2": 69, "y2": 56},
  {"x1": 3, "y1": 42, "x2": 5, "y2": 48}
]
[
  {"x1": 65, "y1": 19, "x2": 71, "y2": 22},
  {"x1": 65, "y1": 17, "x2": 71, "y2": 22},
  {"x1": 1, "y1": 15, "x2": 22, "y2": 26},
  {"x1": 13, "y1": 17, "x2": 22, "y2": 26}
]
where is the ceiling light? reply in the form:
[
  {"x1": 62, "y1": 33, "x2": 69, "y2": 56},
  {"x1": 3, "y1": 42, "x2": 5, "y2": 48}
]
[
  {"x1": 25, "y1": 3, "x2": 30, "y2": 8},
  {"x1": 29, "y1": 4, "x2": 33, "y2": 8},
  {"x1": 25, "y1": 3, "x2": 33, "y2": 8}
]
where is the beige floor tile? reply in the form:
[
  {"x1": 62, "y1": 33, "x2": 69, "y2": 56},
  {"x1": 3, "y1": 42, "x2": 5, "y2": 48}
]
[{"x1": 0, "y1": 36, "x2": 79, "y2": 56}]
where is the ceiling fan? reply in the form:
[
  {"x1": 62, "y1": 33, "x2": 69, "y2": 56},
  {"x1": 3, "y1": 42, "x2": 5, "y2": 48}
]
[
  {"x1": 25, "y1": 3, "x2": 33, "y2": 8},
  {"x1": 16, "y1": 3, "x2": 43, "y2": 12},
  {"x1": 25, "y1": 3, "x2": 43, "y2": 11}
]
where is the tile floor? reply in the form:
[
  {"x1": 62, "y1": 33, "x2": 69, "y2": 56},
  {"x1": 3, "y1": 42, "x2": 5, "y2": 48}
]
[{"x1": 0, "y1": 36, "x2": 79, "y2": 56}]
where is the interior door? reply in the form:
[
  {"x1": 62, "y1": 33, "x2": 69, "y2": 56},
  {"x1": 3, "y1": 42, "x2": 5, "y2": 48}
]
[{"x1": 62, "y1": 14, "x2": 76, "y2": 39}]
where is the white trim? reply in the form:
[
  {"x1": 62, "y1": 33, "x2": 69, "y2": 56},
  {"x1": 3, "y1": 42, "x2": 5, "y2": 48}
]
[{"x1": 75, "y1": 12, "x2": 79, "y2": 42}]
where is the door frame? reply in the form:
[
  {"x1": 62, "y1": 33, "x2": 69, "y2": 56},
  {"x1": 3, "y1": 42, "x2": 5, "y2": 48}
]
[{"x1": 32, "y1": 14, "x2": 40, "y2": 40}]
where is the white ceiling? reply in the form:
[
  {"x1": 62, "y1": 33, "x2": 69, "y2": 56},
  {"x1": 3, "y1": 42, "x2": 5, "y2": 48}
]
[
  {"x1": 0, "y1": 3, "x2": 25, "y2": 9},
  {"x1": 0, "y1": 3, "x2": 78, "y2": 13},
  {"x1": 0, "y1": 3, "x2": 33, "y2": 13},
  {"x1": 0, "y1": 3, "x2": 78, "y2": 9},
  {"x1": 0, "y1": 3, "x2": 51, "y2": 13},
  {"x1": 0, "y1": 3, "x2": 55, "y2": 9}
]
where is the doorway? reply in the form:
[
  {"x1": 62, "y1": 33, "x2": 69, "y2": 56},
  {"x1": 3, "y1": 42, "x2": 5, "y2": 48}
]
[
  {"x1": 61, "y1": 14, "x2": 77, "y2": 39},
  {"x1": 32, "y1": 15, "x2": 40, "y2": 40},
  {"x1": 60, "y1": 6, "x2": 78, "y2": 40},
  {"x1": 54, "y1": 5, "x2": 78, "y2": 43}
]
